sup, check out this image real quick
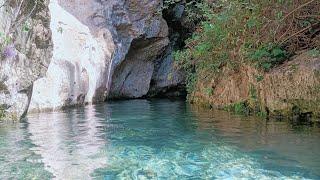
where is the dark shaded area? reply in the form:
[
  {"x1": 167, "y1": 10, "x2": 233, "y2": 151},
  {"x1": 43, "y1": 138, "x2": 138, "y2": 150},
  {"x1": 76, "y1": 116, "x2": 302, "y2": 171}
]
[{"x1": 162, "y1": 2, "x2": 197, "y2": 50}]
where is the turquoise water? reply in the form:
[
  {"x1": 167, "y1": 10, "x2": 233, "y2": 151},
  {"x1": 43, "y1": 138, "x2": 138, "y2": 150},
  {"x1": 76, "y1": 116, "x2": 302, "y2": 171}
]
[{"x1": 0, "y1": 99, "x2": 320, "y2": 179}]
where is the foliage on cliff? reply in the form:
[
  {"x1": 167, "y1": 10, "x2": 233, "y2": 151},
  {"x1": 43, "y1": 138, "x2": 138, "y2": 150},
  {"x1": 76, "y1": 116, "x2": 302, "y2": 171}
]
[
  {"x1": 172, "y1": 0, "x2": 320, "y2": 94},
  {"x1": 0, "y1": 0, "x2": 40, "y2": 58}
]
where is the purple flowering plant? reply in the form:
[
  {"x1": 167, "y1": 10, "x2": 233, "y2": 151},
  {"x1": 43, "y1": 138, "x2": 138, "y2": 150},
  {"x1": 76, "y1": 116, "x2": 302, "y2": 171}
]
[{"x1": 2, "y1": 44, "x2": 16, "y2": 59}]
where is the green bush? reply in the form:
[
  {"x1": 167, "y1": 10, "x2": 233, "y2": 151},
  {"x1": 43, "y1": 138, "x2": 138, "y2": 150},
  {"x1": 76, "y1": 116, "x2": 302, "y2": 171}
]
[
  {"x1": 224, "y1": 101, "x2": 250, "y2": 115},
  {"x1": 0, "y1": 107, "x2": 5, "y2": 120},
  {"x1": 163, "y1": 0, "x2": 213, "y2": 23},
  {"x1": 308, "y1": 48, "x2": 320, "y2": 58},
  {"x1": 249, "y1": 44, "x2": 288, "y2": 71},
  {"x1": 172, "y1": 0, "x2": 319, "y2": 94}
]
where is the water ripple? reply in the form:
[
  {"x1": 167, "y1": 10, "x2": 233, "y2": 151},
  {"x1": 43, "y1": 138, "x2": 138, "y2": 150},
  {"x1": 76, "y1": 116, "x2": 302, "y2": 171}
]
[{"x1": 0, "y1": 99, "x2": 319, "y2": 179}]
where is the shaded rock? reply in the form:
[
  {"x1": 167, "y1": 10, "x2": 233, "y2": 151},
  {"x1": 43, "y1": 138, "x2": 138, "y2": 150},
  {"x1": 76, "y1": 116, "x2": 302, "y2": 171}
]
[
  {"x1": 109, "y1": 37, "x2": 169, "y2": 98},
  {"x1": 148, "y1": 45, "x2": 186, "y2": 97},
  {"x1": 108, "y1": 0, "x2": 171, "y2": 99}
]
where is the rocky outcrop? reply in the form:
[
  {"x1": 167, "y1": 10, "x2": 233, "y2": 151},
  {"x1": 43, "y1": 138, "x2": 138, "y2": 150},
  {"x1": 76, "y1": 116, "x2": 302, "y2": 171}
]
[
  {"x1": 0, "y1": 0, "x2": 186, "y2": 118},
  {"x1": 148, "y1": 45, "x2": 185, "y2": 97},
  {"x1": 107, "y1": 0, "x2": 170, "y2": 98},
  {"x1": 109, "y1": 37, "x2": 169, "y2": 98},
  {"x1": 107, "y1": 0, "x2": 186, "y2": 99},
  {"x1": 260, "y1": 53, "x2": 320, "y2": 117},
  {"x1": 191, "y1": 52, "x2": 320, "y2": 119},
  {"x1": 0, "y1": 0, "x2": 52, "y2": 119},
  {"x1": 28, "y1": 0, "x2": 185, "y2": 112},
  {"x1": 29, "y1": 0, "x2": 115, "y2": 111}
]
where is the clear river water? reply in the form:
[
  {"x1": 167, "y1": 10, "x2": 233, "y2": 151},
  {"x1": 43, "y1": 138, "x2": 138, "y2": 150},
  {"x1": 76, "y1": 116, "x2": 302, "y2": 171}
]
[{"x1": 0, "y1": 99, "x2": 319, "y2": 179}]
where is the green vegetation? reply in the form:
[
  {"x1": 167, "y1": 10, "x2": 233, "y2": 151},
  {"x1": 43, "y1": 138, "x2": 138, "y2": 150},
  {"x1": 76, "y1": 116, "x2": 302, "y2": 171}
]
[
  {"x1": 0, "y1": 0, "x2": 37, "y2": 58},
  {"x1": 204, "y1": 87, "x2": 213, "y2": 96},
  {"x1": 57, "y1": 27, "x2": 63, "y2": 34},
  {"x1": 309, "y1": 48, "x2": 320, "y2": 58},
  {"x1": 255, "y1": 75, "x2": 264, "y2": 82},
  {"x1": 0, "y1": 106, "x2": 5, "y2": 120},
  {"x1": 224, "y1": 100, "x2": 268, "y2": 117},
  {"x1": 171, "y1": 0, "x2": 320, "y2": 95},
  {"x1": 0, "y1": 32, "x2": 12, "y2": 52},
  {"x1": 163, "y1": 0, "x2": 212, "y2": 23},
  {"x1": 249, "y1": 44, "x2": 288, "y2": 71},
  {"x1": 225, "y1": 101, "x2": 250, "y2": 115},
  {"x1": 222, "y1": 84, "x2": 267, "y2": 117}
]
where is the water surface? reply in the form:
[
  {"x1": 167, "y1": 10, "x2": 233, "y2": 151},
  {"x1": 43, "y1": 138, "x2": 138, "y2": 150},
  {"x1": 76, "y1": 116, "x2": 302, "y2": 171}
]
[{"x1": 0, "y1": 99, "x2": 319, "y2": 179}]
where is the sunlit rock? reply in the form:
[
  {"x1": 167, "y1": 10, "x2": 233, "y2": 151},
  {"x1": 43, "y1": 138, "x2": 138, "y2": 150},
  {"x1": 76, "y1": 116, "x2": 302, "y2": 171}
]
[{"x1": 29, "y1": 0, "x2": 114, "y2": 112}]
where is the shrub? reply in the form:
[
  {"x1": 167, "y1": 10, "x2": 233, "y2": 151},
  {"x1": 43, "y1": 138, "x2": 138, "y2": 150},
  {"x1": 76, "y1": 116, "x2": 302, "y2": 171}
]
[
  {"x1": 172, "y1": 0, "x2": 320, "y2": 94},
  {"x1": 0, "y1": 106, "x2": 5, "y2": 120},
  {"x1": 224, "y1": 101, "x2": 250, "y2": 115},
  {"x1": 163, "y1": 0, "x2": 213, "y2": 23},
  {"x1": 249, "y1": 44, "x2": 288, "y2": 71}
]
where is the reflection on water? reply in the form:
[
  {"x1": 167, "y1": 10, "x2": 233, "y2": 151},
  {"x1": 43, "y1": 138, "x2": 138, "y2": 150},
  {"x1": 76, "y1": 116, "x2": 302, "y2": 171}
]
[
  {"x1": 0, "y1": 99, "x2": 319, "y2": 179},
  {"x1": 27, "y1": 105, "x2": 108, "y2": 179},
  {"x1": 192, "y1": 107, "x2": 320, "y2": 177}
]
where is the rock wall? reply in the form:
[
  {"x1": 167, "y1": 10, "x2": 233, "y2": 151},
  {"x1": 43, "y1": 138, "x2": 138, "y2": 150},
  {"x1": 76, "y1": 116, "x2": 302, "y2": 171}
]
[
  {"x1": 147, "y1": 45, "x2": 185, "y2": 97},
  {"x1": 107, "y1": 0, "x2": 170, "y2": 98},
  {"x1": 0, "y1": 0, "x2": 186, "y2": 119},
  {"x1": 29, "y1": 0, "x2": 115, "y2": 112},
  {"x1": 28, "y1": 0, "x2": 185, "y2": 113},
  {"x1": 0, "y1": 0, "x2": 52, "y2": 119},
  {"x1": 191, "y1": 52, "x2": 320, "y2": 119}
]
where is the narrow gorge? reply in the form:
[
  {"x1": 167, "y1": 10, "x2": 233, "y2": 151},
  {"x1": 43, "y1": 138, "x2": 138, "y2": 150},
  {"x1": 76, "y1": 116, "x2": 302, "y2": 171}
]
[
  {"x1": 0, "y1": 0, "x2": 320, "y2": 179},
  {"x1": 0, "y1": 0, "x2": 319, "y2": 122}
]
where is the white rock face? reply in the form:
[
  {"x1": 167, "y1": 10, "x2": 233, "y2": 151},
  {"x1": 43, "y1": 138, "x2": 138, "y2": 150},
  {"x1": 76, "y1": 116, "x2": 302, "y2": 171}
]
[
  {"x1": 29, "y1": 0, "x2": 115, "y2": 112},
  {"x1": 29, "y1": 0, "x2": 170, "y2": 112}
]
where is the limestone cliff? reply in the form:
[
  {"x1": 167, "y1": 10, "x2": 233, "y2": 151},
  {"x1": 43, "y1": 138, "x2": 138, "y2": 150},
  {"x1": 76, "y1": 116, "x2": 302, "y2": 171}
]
[
  {"x1": 1, "y1": 0, "x2": 185, "y2": 119},
  {"x1": 27, "y1": 0, "x2": 186, "y2": 112},
  {"x1": 0, "y1": 0, "x2": 52, "y2": 119},
  {"x1": 29, "y1": 0, "x2": 116, "y2": 111}
]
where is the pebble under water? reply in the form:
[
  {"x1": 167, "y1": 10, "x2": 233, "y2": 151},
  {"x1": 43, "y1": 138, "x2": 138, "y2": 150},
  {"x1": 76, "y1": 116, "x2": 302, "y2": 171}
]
[{"x1": 0, "y1": 99, "x2": 319, "y2": 179}]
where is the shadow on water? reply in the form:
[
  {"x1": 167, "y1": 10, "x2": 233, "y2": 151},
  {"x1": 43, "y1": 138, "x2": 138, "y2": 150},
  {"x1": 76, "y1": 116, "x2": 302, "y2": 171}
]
[{"x1": 0, "y1": 99, "x2": 319, "y2": 179}]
